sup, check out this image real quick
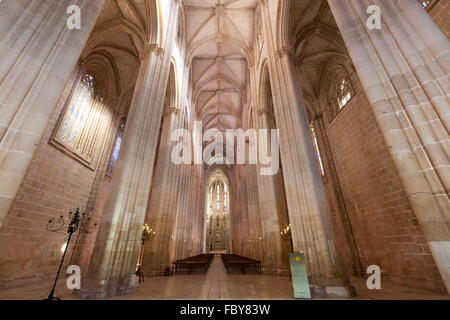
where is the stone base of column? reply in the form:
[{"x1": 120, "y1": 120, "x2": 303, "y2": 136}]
[{"x1": 74, "y1": 276, "x2": 137, "y2": 299}]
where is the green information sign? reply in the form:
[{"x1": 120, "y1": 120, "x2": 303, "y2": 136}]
[{"x1": 289, "y1": 252, "x2": 311, "y2": 299}]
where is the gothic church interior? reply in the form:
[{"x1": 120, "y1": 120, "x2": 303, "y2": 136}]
[{"x1": 0, "y1": 0, "x2": 449, "y2": 300}]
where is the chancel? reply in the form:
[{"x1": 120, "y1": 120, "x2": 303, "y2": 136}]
[{"x1": 0, "y1": 0, "x2": 449, "y2": 301}]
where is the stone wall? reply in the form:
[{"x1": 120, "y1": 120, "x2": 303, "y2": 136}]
[
  {"x1": 323, "y1": 87, "x2": 446, "y2": 292},
  {"x1": 428, "y1": 0, "x2": 449, "y2": 38},
  {"x1": 0, "y1": 71, "x2": 115, "y2": 287}
]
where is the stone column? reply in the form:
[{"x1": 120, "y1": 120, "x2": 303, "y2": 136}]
[
  {"x1": 184, "y1": 165, "x2": 196, "y2": 256},
  {"x1": 178, "y1": 165, "x2": 194, "y2": 259},
  {"x1": 237, "y1": 165, "x2": 251, "y2": 257},
  {"x1": 78, "y1": 1, "x2": 180, "y2": 298},
  {"x1": 0, "y1": 0, "x2": 105, "y2": 229},
  {"x1": 260, "y1": 1, "x2": 351, "y2": 297},
  {"x1": 255, "y1": 107, "x2": 289, "y2": 274},
  {"x1": 69, "y1": 98, "x2": 119, "y2": 272},
  {"x1": 173, "y1": 162, "x2": 190, "y2": 261},
  {"x1": 173, "y1": 64, "x2": 193, "y2": 261},
  {"x1": 78, "y1": 46, "x2": 173, "y2": 298},
  {"x1": 142, "y1": 106, "x2": 183, "y2": 276},
  {"x1": 328, "y1": 0, "x2": 450, "y2": 293},
  {"x1": 191, "y1": 165, "x2": 204, "y2": 255},
  {"x1": 246, "y1": 163, "x2": 263, "y2": 260}
]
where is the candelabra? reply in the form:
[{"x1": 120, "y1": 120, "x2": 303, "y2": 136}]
[
  {"x1": 44, "y1": 207, "x2": 97, "y2": 300},
  {"x1": 281, "y1": 224, "x2": 292, "y2": 241},
  {"x1": 136, "y1": 224, "x2": 156, "y2": 283}
]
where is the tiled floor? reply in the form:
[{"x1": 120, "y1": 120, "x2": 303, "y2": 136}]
[{"x1": 0, "y1": 256, "x2": 448, "y2": 300}]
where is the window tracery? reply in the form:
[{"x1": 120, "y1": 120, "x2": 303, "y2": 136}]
[
  {"x1": 54, "y1": 71, "x2": 110, "y2": 167},
  {"x1": 326, "y1": 68, "x2": 356, "y2": 121}
]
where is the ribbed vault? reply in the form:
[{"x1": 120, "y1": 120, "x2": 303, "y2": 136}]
[{"x1": 185, "y1": 0, "x2": 257, "y2": 138}]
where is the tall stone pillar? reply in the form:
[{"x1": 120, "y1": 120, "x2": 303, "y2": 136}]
[
  {"x1": 237, "y1": 165, "x2": 250, "y2": 257},
  {"x1": 177, "y1": 165, "x2": 193, "y2": 259},
  {"x1": 0, "y1": 0, "x2": 105, "y2": 229},
  {"x1": 255, "y1": 108, "x2": 289, "y2": 274},
  {"x1": 246, "y1": 163, "x2": 263, "y2": 260},
  {"x1": 328, "y1": 0, "x2": 450, "y2": 293},
  {"x1": 259, "y1": 1, "x2": 351, "y2": 297},
  {"x1": 78, "y1": 1, "x2": 180, "y2": 298},
  {"x1": 174, "y1": 64, "x2": 193, "y2": 261},
  {"x1": 143, "y1": 106, "x2": 182, "y2": 276}
]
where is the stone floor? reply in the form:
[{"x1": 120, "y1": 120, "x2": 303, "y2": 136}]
[{"x1": 0, "y1": 256, "x2": 448, "y2": 300}]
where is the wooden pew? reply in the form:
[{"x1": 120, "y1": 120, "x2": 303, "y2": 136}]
[
  {"x1": 174, "y1": 254, "x2": 215, "y2": 274},
  {"x1": 221, "y1": 254, "x2": 261, "y2": 274}
]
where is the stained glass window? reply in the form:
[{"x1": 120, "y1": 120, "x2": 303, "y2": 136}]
[
  {"x1": 217, "y1": 182, "x2": 220, "y2": 210},
  {"x1": 338, "y1": 79, "x2": 353, "y2": 109},
  {"x1": 56, "y1": 71, "x2": 108, "y2": 163},
  {"x1": 326, "y1": 67, "x2": 357, "y2": 121},
  {"x1": 106, "y1": 120, "x2": 125, "y2": 177},
  {"x1": 206, "y1": 174, "x2": 230, "y2": 253},
  {"x1": 59, "y1": 73, "x2": 95, "y2": 146},
  {"x1": 209, "y1": 185, "x2": 213, "y2": 209},
  {"x1": 224, "y1": 184, "x2": 227, "y2": 210},
  {"x1": 310, "y1": 123, "x2": 325, "y2": 176}
]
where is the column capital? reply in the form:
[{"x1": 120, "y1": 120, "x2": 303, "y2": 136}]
[
  {"x1": 255, "y1": 105, "x2": 269, "y2": 115},
  {"x1": 163, "y1": 105, "x2": 179, "y2": 118},
  {"x1": 276, "y1": 46, "x2": 298, "y2": 64},
  {"x1": 139, "y1": 44, "x2": 165, "y2": 62}
]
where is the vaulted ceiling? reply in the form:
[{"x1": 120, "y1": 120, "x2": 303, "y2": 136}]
[
  {"x1": 291, "y1": 0, "x2": 348, "y2": 108},
  {"x1": 80, "y1": 0, "x2": 153, "y2": 116},
  {"x1": 184, "y1": 0, "x2": 257, "y2": 132},
  {"x1": 85, "y1": 0, "x2": 350, "y2": 123}
]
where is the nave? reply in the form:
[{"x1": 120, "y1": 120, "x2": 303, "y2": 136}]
[{"x1": 0, "y1": 0, "x2": 449, "y2": 300}]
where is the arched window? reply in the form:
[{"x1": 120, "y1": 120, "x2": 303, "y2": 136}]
[
  {"x1": 337, "y1": 78, "x2": 353, "y2": 109},
  {"x1": 209, "y1": 185, "x2": 213, "y2": 209},
  {"x1": 205, "y1": 171, "x2": 230, "y2": 253},
  {"x1": 58, "y1": 73, "x2": 96, "y2": 146},
  {"x1": 106, "y1": 120, "x2": 125, "y2": 177},
  {"x1": 216, "y1": 182, "x2": 220, "y2": 210},
  {"x1": 54, "y1": 71, "x2": 110, "y2": 166},
  {"x1": 224, "y1": 184, "x2": 227, "y2": 210},
  {"x1": 326, "y1": 66, "x2": 356, "y2": 121}
]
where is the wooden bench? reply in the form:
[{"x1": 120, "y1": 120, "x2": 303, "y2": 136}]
[
  {"x1": 221, "y1": 254, "x2": 261, "y2": 274},
  {"x1": 173, "y1": 254, "x2": 215, "y2": 274}
]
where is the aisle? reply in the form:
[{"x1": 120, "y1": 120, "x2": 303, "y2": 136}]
[{"x1": 115, "y1": 255, "x2": 294, "y2": 300}]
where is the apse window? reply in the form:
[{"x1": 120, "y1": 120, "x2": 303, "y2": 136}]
[
  {"x1": 217, "y1": 183, "x2": 220, "y2": 210},
  {"x1": 224, "y1": 184, "x2": 227, "y2": 210}
]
